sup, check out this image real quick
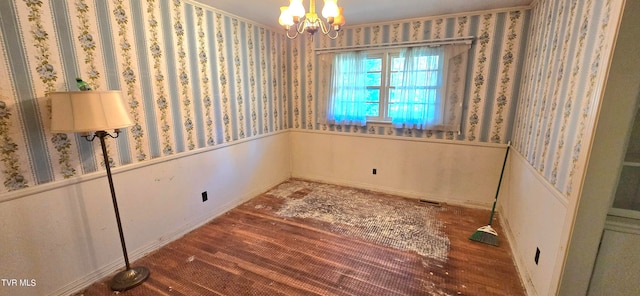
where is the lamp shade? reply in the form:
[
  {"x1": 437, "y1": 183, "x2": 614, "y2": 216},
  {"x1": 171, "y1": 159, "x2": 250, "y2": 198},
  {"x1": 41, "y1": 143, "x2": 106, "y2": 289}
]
[
  {"x1": 322, "y1": 0, "x2": 338, "y2": 18},
  {"x1": 333, "y1": 7, "x2": 345, "y2": 26},
  {"x1": 50, "y1": 91, "x2": 133, "y2": 133},
  {"x1": 288, "y1": 0, "x2": 305, "y2": 18},
  {"x1": 279, "y1": 6, "x2": 294, "y2": 26}
]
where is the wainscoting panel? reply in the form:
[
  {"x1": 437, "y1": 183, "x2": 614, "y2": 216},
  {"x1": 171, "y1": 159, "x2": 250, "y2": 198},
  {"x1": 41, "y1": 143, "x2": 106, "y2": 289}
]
[
  {"x1": 0, "y1": 132, "x2": 290, "y2": 296},
  {"x1": 290, "y1": 130, "x2": 506, "y2": 207}
]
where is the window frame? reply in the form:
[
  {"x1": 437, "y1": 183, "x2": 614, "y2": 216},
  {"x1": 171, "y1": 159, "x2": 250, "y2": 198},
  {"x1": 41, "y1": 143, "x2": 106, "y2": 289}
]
[{"x1": 362, "y1": 51, "x2": 389, "y2": 122}]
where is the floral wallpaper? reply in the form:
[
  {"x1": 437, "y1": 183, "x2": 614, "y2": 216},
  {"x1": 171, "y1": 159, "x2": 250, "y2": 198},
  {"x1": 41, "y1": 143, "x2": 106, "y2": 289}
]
[
  {"x1": 0, "y1": 0, "x2": 286, "y2": 193},
  {"x1": 512, "y1": 0, "x2": 624, "y2": 196},
  {"x1": 287, "y1": 8, "x2": 530, "y2": 143},
  {"x1": 4, "y1": 0, "x2": 618, "y2": 199}
]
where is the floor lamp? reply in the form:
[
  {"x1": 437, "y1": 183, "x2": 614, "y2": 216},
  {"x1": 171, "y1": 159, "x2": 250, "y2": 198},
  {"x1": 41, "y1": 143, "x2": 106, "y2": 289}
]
[{"x1": 49, "y1": 91, "x2": 150, "y2": 291}]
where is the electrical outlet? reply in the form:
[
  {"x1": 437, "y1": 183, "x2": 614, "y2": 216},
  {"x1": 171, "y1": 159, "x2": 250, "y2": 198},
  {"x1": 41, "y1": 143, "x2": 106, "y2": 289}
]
[
  {"x1": 202, "y1": 191, "x2": 208, "y2": 202},
  {"x1": 535, "y1": 247, "x2": 540, "y2": 265},
  {"x1": 373, "y1": 168, "x2": 377, "y2": 175}
]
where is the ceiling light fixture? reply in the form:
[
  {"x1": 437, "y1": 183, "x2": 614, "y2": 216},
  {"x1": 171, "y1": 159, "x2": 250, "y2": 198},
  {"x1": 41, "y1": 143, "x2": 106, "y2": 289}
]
[{"x1": 279, "y1": 0, "x2": 345, "y2": 40}]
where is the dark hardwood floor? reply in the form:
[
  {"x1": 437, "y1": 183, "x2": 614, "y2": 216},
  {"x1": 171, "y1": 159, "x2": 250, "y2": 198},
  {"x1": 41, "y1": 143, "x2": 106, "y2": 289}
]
[{"x1": 75, "y1": 179, "x2": 525, "y2": 296}]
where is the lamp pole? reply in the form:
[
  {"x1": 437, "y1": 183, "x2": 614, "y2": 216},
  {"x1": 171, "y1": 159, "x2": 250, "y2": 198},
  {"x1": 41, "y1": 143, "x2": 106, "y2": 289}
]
[{"x1": 87, "y1": 130, "x2": 150, "y2": 291}]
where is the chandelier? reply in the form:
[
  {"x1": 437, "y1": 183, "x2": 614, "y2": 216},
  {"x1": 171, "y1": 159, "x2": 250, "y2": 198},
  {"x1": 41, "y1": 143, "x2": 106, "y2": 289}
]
[{"x1": 278, "y1": 0, "x2": 345, "y2": 40}]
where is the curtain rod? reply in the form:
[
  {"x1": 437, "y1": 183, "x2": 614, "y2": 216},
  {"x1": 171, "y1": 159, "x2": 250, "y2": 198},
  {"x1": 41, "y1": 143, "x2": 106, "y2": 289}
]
[{"x1": 314, "y1": 36, "x2": 474, "y2": 54}]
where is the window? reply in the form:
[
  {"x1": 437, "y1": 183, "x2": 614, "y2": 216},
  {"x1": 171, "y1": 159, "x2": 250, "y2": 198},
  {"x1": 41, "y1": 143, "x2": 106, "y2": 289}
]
[
  {"x1": 361, "y1": 51, "x2": 444, "y2": 123},
  {"x1": 319, "y1": 44, "x2": 470, "y2": 131}
]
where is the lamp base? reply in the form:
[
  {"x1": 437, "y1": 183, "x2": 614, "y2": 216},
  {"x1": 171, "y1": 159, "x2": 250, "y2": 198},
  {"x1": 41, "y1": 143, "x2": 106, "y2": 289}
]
[{"x1": 109, "y1": 266, "x2": 150, "y2": 291}]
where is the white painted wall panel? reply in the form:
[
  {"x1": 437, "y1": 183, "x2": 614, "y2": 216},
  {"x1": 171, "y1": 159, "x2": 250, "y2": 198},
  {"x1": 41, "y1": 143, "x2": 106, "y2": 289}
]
[
  {"x1": 499, "y1": 150, "x2": 568, "y2": 296},
  {"x1": 290, "y1": 130, "x2": 506, "y2": 207},
  {"x1": 0, "y1": 132, "x2": 291, "y2": 296}
]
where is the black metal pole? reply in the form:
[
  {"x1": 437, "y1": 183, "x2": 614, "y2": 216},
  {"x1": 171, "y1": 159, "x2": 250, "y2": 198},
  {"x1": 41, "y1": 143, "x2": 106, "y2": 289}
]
[{"x1": 96, "y1": 130, "x2": 131, "y2": 270}]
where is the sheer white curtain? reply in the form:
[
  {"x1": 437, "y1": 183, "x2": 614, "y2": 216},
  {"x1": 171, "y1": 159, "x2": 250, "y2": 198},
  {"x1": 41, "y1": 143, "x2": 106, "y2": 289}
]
[
  {"x1": 391, "y1": 44, "x2": 470, "y2": 131},
  {"x1": 325, "y1": 51, "x2": 369, "y2": 126},
  {"x1": 391, "y1": 46, "x2": 444, "y2": 129},
  {"x1": 440, "y1": 44, "x2": 471, "y2": 132},
  {"x1": 317, "y1": 53, "x2": 333, "y2": 124}
]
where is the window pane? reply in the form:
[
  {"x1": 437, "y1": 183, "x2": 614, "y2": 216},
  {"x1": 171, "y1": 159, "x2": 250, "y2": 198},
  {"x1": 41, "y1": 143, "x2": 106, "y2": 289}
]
[
  {"x1": 365, "y1": 103, "x2": 379, "y2": 117},
  {"x1": 390, "y1": 72, "x2": 403, "y2": 86},
  {"x1": 392, "y1": 57, "x2": 404, "y2": 71},
  {"x1": 412, "y1": 90, "x2": 427, "y2": 102},
  {"x1": 411, "y1": 104, "x2": 424, "y2": 119},
  {"x1": 417, "y1": 55, "x2": 440, "y2": 70},
  {"x1": 426, "y1": 89, "x2": 438, "y2": 103},
  {"x1": 365, "y1": 58, "x2": 382, "y2": 72},
  {"x1": 414, "y1": 72, "x2": 428, "y2": 86},
  {"x1": 367, "y1": 88, "x2": 380, "y2": 102},
  {"x1": 426, "y1": 70, "x2": 439, "y2": 86},
  {"x1": 417, "y1": 56, "x2": 427, "y2": 70},
  {"x1": 338, "y1": 77, "x2": 349, "y2": 85},
  {"x1": 339, "y1": 67, "x2": 353, "y2": 75},
  {"x1": 366, "y1": 73, "x2": 381, "y2": 85},
  {"x1": 387, "y1": 103, "x2": 399, "y2": 118},
  {"x1": 389, "y1": 89, "x2": 400, "y2": 103},
  {"x1": 430, "y1": 55, "x2": 440, "y2": 69}
]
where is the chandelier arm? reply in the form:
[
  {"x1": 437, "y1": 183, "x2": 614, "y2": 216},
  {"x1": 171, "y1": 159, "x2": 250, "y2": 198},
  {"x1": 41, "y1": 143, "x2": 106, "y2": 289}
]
[
  {"x1": 286, "y1": 28, "x2": 299, "y2": 39},
  {"x1": 327, "y1": 30, "x2": 340, "y2": 40},
  {"x1": 296, "y1": 20, "x2": 307, "y2": 34},
  {"x1": 319, "y1": 18, "x2": 331, "y2": 35}
]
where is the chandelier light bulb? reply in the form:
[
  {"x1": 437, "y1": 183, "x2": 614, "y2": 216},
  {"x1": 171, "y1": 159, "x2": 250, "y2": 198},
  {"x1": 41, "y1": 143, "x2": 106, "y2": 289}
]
[
  {"x1": 288, "y1": 0, "x2": 306, "y2": 19},
  {"x1": 322, "y1": 0, "x2": 339, "y2": 19},
  {"x1": 279, "y1": 6, "x2": 294, "y2": 27},
  {"x1": 333, "y1": 7, "x2": 345, "y2": 27}
]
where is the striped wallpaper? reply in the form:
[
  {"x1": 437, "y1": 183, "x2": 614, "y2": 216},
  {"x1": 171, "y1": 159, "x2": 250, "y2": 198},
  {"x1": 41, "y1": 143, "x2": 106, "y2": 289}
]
[
  {"x1": 5, "y1": 0, "x2": 611, "y2": 197},
  {"x1": 0, "y1": 0, "x2": 286, "y2": 193},
  {"x1": 512, "y1": 0, "x2": 624, "y2": 197},
  {"x1": 286, "y1": 7, "x2": 531, "y2": 143}
]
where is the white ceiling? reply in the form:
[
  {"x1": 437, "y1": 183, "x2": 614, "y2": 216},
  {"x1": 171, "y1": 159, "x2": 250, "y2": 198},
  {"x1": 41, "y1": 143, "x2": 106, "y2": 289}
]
[{"x1": 194, "y1": 0, "x2": 533, "y2": 29}]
